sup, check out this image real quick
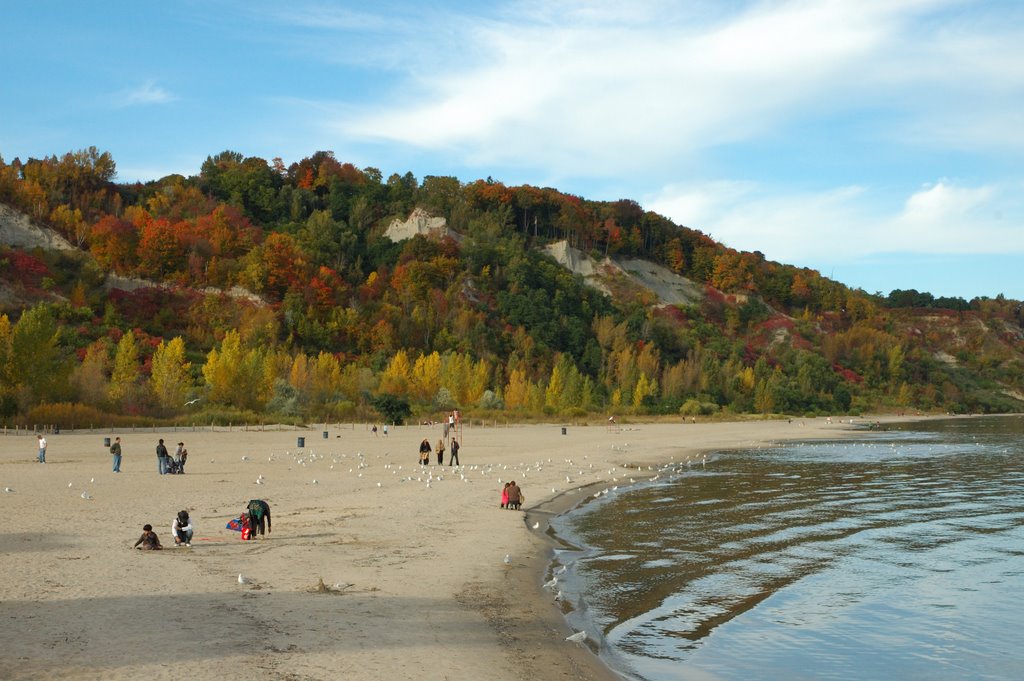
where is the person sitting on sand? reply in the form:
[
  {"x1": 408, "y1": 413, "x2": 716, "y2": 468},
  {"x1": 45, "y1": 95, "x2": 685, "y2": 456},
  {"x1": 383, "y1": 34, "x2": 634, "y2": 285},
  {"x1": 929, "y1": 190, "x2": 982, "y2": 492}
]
[
  {"x1": 506, "y1": 481, "x2": 523, "y2": 510},
  {"x1": 172, "y1": 510, "x2": 193, "y2": 547},
  {"x1": 133, "y1": 524, "x2": 162, "y2": 550},
  {"x1": 419, "y1": 438, "x2": 431, "y2": 466}
]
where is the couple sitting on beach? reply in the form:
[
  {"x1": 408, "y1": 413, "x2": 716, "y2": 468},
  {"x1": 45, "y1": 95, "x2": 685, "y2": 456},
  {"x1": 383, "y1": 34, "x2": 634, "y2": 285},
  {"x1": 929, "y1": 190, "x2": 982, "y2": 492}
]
[{"x1": 500, "y1": 481, "x2": 523, "y2": 510}]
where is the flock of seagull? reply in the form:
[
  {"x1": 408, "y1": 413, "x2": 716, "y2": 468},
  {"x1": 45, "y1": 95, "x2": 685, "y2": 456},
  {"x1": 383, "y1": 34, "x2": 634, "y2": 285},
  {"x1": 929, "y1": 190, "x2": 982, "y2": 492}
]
[{"x1": 6, "y1": 433, "x2": 719, "y2": 649}]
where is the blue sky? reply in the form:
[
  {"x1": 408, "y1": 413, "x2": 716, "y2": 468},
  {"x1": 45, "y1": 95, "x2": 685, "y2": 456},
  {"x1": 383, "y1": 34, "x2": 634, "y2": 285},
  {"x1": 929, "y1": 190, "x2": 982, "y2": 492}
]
[{"x1": 2, "y1": 0, "x2": 1023, "y2": 300}]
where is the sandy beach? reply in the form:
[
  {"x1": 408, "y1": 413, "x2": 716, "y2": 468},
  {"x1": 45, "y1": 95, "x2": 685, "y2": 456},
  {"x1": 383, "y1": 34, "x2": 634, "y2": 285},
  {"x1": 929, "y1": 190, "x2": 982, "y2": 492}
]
[{"x1": 0, "y1": 417, "x2": 902, "y2": 680}]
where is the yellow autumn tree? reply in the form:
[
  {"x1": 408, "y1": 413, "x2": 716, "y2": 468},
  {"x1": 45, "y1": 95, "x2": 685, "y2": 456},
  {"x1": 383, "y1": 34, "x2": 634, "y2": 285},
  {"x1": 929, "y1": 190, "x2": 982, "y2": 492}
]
[
  {"x1": 504, "y1": 368, "x2": 531, "y2": 410},
  {"x1": 150, "y1": 336, "x2": 192, "y2": 412},
  {"x1": 378, "y1": 350, "x2": 412, "y2": 397},
  {"x1": 203, "y1": 330, "x2": 270, "y2": 410},
  {"x1": 411, "y1": 351, "x2": 442, "y2": 403},
  {"x1": 108, "y1": 331, "x2": 141, "y2": 409}
]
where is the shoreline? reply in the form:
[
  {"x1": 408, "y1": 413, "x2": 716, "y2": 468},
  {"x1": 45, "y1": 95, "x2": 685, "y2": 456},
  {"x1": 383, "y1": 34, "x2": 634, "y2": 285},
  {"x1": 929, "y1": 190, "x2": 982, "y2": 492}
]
[{"x1": 0, "y1": 415, "x2": 941, "y2": 680}]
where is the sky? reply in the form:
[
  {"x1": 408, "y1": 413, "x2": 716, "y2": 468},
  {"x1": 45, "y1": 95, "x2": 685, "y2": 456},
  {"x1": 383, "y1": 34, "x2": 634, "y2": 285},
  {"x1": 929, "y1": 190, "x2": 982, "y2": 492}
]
[{"x1": 2, "y1": 0, "x2": 1023, "y2": 300}]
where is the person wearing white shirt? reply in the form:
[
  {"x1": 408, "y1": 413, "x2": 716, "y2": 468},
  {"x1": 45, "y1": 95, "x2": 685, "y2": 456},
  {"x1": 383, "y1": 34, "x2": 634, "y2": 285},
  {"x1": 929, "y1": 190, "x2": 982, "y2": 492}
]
[{"x1": 172, "y1": 510, "x2": 193, "y2": 547}]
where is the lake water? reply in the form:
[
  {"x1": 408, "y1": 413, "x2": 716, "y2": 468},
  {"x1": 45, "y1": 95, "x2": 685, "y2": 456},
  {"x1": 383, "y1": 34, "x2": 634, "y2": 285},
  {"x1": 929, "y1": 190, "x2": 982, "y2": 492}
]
[{"x1": 550, "y1": 417, "x2": 1024, "y2": 681}]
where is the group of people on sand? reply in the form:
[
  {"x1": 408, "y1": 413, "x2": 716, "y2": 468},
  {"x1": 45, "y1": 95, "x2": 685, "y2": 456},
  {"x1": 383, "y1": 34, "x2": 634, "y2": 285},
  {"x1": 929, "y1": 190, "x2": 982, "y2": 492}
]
[
  {"x1": 133, "y1": 499, "x2": 272, "y2": 550},
  {"x1": 155, "y1": 438, "x2": 188, "y2": 474},
  {"x1": 418, "y1": 436, "x2": 460, "y2": 466},
  {"x1": 105, "y1": 437, "x2": 188, "y2": 474},
  {"x1": 500, "y1": 481, "x2": 523, "y2": 510}
]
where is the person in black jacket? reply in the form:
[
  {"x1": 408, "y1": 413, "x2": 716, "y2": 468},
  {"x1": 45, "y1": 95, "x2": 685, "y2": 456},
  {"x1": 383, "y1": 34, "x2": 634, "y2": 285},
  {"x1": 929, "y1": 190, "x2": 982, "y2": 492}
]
[{"x1": 156, "y1": 439, "x2": 170, "y2": 475}]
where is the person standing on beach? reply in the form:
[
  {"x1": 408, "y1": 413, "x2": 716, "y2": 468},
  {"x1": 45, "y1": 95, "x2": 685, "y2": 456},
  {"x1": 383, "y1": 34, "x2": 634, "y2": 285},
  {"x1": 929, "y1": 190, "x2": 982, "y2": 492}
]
[
  {"x1": 37, "y1": 434, "x2": 47, "y2": 463},
  {"x1": 175, "y1": 442, "x2": 188, "y2": 473},
  {"x1": 419, "y1": 438, "x2": 431, "y2": 465},
  {"x1": 450, "y1": 438, "x2": 460, "y2": 466},
  {"x1": 500, "y1": 482, "x2": 510, "y2": 509},
  {"x1": 110, "y1": 437, "x2": 122, "y2": 472},
  {"x1": 156, "y1": 439, "x2": 170, "y2": 474},
  {"x1": 436, "y1": 438, "x2": 445, "y2": 466}
]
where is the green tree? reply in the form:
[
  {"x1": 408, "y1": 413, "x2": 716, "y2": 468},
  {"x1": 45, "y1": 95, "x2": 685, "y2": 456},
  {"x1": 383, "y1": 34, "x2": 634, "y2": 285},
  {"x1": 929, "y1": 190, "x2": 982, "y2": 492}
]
[{"x1": 9, "y1": 305, "x2": 72, "y2": 409}]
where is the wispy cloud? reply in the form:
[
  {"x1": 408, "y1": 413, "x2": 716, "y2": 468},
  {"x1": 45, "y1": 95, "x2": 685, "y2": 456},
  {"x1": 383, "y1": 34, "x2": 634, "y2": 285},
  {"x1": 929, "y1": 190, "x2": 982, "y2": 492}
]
[
  {"x1": 647, "y1": 178, "x2": 1024, "y2": 265},
  {"x1": 332, "y1": 0, "x2": 1019, "y2": 172},
  {"x1": 114, "y1": 80, "x2": 176, "y2": 108}
]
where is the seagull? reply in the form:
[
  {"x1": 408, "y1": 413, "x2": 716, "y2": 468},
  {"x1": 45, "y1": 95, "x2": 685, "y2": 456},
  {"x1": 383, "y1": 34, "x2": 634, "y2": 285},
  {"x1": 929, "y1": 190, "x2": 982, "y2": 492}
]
[
  {"x1": 68, "y1": 482, "x2": 73, "y2": 488},
  {"x1": 81, "y1": 491, "x2": 92, "y2": 500},
  {"x1": 3, "y1": 487, "x2": 14, "y2": 493},
  {"x1": 543, "y1": 577, "x2": 558, "y2": 589},
  {"x1": 237, "y1": 574, "x2": 249, "y2": 584},
  {"x1": 565, "y1": 631, "x2": 587, "y2": 643},
  {"x1": 312, "y1": 479, "x2": 318, "y2": 484},
  {"x1": 184, "y1": 398, "x2": 201, "y2": 406},
  {"x1": 503, "y1": 554, "x2": 512, "y2": 564},
  {"x1": 90, "y1": 478, "x2": 95, "y2": 483},
  {"x1": 532, "y1": 522, "x2": 540, "y2": 529}
]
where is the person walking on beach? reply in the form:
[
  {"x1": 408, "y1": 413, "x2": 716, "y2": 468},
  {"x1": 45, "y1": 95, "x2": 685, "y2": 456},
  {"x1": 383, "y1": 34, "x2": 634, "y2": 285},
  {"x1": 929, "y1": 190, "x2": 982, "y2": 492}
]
[
  {"x1": 132, "y1": 524, "x2": 162, "y2": 550},
  {"x1": 156, "y1": 439, "x2": 169, "y2": 475},
  {"x1": 110, "y1": 437, "x2": 122, "y2": 472},
  {"x1": 172, "y1": 510, "x2": 193, "y2": 547},
  {"x1": 500, "y1": 482, "x2": 510, "y2": 509},
  {"x1": 436, "y1": 438, "x2": 445, "y2": 466},
  {"x1": 506, "y1": 481, "x2": 523, "y2": 510},
  {"x1": 419, "y1": 438, "x2": 432, "y2": 466},
  {"x1": 382, "y1": 424, "x2": 389, "y2": 437},
  {"x1": 450, "y1": 438, "x2": 460, "y2": 466},
  {"x1": 36, "y1": 434, "x2": 47, "y2": 463}
]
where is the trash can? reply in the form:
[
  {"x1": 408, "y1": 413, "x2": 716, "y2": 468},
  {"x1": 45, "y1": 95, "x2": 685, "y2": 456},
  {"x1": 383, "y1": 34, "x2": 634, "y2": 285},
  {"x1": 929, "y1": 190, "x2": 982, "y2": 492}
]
[
  {"x1": 297, "y1": 436, "x2": 305, "y2": 448},
  {"x1": 561, "y1": 427, "x2": 567, "y2": 435},
  {"x1": 322, "y1": 431, "x2": 328, "y2": 439},
  {"x1": 104, "y1": 437, "x2": 111, "y2": 447}
]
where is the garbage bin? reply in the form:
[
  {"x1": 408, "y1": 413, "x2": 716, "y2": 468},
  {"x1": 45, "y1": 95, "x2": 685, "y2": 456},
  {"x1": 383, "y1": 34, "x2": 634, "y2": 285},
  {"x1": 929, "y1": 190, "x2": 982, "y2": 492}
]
[
  {"x1": 561, "y1": 427, "x2": 567, "y2": 435},
  {"x1": 297, "y1": 436, "x2": 305, "y2": 448},
  {"x1": 322, "y1": 431, "x2": 328, "y2": 439},
  {"x1": 103, "y1": 437, "x2": 111, "y2": 447}
]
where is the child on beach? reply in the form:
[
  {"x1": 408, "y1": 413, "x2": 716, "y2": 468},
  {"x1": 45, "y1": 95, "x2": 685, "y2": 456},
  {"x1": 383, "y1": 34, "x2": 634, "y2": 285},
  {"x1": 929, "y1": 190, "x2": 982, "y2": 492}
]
[
  {"x1": 133, "y1": 524, "x2": 162, "y2": 550},
  {"x1": 501, "y1": 482, "x2": 510, "y2": 509}
]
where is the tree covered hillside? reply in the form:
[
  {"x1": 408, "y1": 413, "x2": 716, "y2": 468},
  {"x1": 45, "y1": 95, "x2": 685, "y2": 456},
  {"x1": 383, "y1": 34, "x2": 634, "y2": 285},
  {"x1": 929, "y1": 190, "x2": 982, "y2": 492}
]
[{"x1": 1, "y1": 148, "x2": 1022, "y2": 425}]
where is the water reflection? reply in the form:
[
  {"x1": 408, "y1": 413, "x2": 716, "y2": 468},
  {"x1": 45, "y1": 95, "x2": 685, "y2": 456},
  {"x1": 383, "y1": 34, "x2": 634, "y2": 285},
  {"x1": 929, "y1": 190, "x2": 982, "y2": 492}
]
[{"x1": 552, "y1": 417, "x2": 1024, "y2": 681}]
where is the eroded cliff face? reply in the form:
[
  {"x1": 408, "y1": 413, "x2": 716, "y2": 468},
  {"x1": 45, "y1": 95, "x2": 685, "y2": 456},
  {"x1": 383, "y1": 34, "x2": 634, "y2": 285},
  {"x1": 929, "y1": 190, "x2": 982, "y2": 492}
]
[{"x1": 0, "y1": 203, "x2": 75, "y2": 251}]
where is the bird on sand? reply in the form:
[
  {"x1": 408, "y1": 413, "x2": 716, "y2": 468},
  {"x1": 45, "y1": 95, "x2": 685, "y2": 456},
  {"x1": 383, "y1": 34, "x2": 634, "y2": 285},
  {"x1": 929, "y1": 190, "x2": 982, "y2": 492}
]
[
  {"x1": 565, "y1": 631, "x2": 587, "y2": 643},
  {"x1": 532, "y1": 522, "x2": 540, "y2": 529},
  {"x1": 503, "y1": 554, "x2": 512, "y2": 564},
  {"x1": 238, "y1": 574, "x2": 249, "y2": 584}
]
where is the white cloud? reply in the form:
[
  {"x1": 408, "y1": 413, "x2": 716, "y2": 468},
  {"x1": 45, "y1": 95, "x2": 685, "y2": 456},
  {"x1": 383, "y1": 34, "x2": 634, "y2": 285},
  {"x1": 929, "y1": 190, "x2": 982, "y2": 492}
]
[
  {"x1": 330, "y1": 0, "x2": 1022, "y2": 174},
  {"x1": 116, "y1": 80, "x2": 175, "y2": 107},
  {"x1": 647, "y1": 179, "x2": 1024, "y2": 265}
]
